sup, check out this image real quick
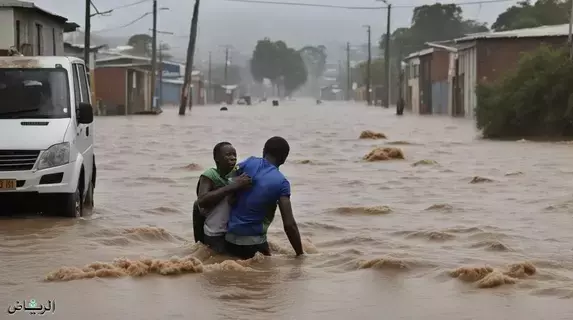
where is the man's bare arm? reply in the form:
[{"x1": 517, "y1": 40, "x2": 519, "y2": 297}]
[
  {"x1": 278, "y1": 196, "x2": 304, "y2": 256},
  {"x1": 197, "y1": 174, "x2": 250, "y2": 209}
]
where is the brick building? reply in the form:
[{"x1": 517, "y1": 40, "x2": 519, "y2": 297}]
[
  {"x1": 402, "y1": 47, "x2": 450, "y2": 115},
  {"x1": 427, "y1": 24, "x2": 569, "y2": 118}
]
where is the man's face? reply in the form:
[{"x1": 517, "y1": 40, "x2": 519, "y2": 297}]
[{"x1": 216, "y1": 144, "x2": 237, "y2": 173}]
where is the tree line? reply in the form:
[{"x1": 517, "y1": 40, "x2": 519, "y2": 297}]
[{"x1": 346, "y1": 1, "x2": 573, "y2": 93}]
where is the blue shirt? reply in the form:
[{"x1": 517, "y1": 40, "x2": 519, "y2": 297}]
[{"x1": 226, "y1": 156, "x2": 291, "y2": 243}]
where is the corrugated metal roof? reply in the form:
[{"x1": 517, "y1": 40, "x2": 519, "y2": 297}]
[
  {"x1": 404, "y1": 48, "x2": 434, "y2": 60},
  {"x1": 456, "y1": 23, "x2": 570, "y2": 42},
  {"x1": 0, "y1": 0, "x2": 68, "y2": 22}
]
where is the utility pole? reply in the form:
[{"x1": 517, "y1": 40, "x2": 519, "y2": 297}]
[
  {"x1": 158, "y1": 43, "x2": 163, "y2": 108},
  {"x1": 383, "y1": 4, "x2": 392, "y2": 108},
  {"x1": 179, "y1": 0, "x2": 201, "y2": 115},
  {"x1": 224, "y1": 47, "x2": 229, "y2": 86},
  {"x1": 208, "y1": 51, "x2": 212, "y2": 104},
  {"x1": 366, "y1": 25, "x2": 372, "y2": 106},
  {"x1": 346, "y1": 42, "x2": 351, "y2": 101},
  {"x1": 150, "y1": 0, "x2": 158, "y2": 110},
  {"x1": 84, "y1": 0, "x2": 90, "y2": 66},
  {"x1": 569, "y1": 0, "x2": 573, "y2": 60}
]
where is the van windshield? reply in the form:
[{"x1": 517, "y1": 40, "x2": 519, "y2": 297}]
[{"x1": 0, "y1": 68, "x2": 70, "y2": 119}]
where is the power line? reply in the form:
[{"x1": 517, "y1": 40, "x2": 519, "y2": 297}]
[
  {"x1": 224, "y1": 0, "x2": 516, "y2": 9},
  {"x1": 225, "y1": 0, "x2": 384, "y2": 9},
  {"x1": 92, "y1": 12, "x2": 152, "y2": 33},
  {"x1": 109, "y1": 0, "x2": 153, "y2": 11},
  {"x1": 90, "y1": 0, "x2": 113, "y2": 17}
]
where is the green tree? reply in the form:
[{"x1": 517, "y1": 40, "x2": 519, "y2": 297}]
[
  {"x1": 159, "y1": 43, "x2": 173, "y2": 60},
  {"x1": 250, "y1": 38, "x2": 282, "y2": 84},
  {"x1": 126, "y1": 34, "x2": 173, "y2": 59},
  {"x1": 282, "y1": 48, "x2": 308, "y2": 95},
  {"x1": 380, "y1": 3, "x2": 489, "y2": 57},
  {"x1": 475, "y1": 46, "x2": 573, "y2": 139},
  {"x1": 491, "y1": 0, "x2": 571, "y2": 31},
  {"x1": 299, "y1": 45, "x2": 327, "y2": 97},
  {"x1": 127, "y1": 34, "x2": 152, "y2": 56},
  {"x1": 250, "y1": 38, "x2": 308, "y2": 96},
  {"x1": 299, "y1": 45, "x2": 327, "y2": 79}
]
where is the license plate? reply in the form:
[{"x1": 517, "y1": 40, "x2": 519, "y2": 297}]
[{"x1": 0, "y1": 179, "x2": 17, "y2": 190}]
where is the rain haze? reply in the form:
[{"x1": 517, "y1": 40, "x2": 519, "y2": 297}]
[
  {"x1": 3, "y1": 1, "x2": 573, "y2": 320},
  {"x1": 34, "y1": 0, "x2": 516, "y2": 63}
]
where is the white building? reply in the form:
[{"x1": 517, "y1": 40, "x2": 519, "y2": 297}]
[{"x1": 0, "y1": 0, "x2": 77, "y2": 56}]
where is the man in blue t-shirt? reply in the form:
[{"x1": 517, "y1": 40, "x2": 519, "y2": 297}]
[{"x1": 225, "y1": 136, "x2": 304, "y2": 259}]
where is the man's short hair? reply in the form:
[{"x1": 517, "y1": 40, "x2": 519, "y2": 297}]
[
  {"x1": 213, "y1": 141, "x2": 232, "y2": 159},
  {"x1": 263, "y1": 136, "x2": 290, "y2": 163}
]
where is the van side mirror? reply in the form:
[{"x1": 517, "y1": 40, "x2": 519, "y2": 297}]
[{"x1": 78, "y1": 102, "x2": 94, "y2": 124}]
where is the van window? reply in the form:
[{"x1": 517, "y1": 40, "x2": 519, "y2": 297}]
[
  {"x1": 76, "y1": 64, "x2": 90, "y2": 104},
  {"x1": 72, "y1": 64, "x2": 81, "y2": 106},
  {"x1": 0, "y1": 68, "x2": 71, "y2": 119}
]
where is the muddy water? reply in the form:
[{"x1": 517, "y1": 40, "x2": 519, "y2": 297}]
[{"x1": 2, "y1": 101, "x2": 573, "y2": 319}]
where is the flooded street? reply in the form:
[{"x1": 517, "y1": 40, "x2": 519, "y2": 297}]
[{"x1": 2, "y1": 101, "x2": 573, "y2": 319}]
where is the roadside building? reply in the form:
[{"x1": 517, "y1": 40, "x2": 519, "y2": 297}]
[
  {"x1": 0, "y1": 0, "x2": 78, "y2": 56},
  {"x1": 94, "y1": 54, "x2": 153, "y2": 115},
  {"x1": 427, "y1": 23, "x2": 570, "y2": 119},
  {"x1": 94, "y1": 53, "x2": 204, "y2": 114}
]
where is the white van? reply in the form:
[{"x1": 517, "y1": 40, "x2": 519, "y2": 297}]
[{"x1": 0, "y1": 56, "x2": 96, "y2": 217}]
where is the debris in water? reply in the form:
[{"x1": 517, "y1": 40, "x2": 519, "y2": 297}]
[
  {"x1": 412, "y1": 159, "x2": 438, "y2": 167},
  {"x1": 363, "y1": 147, "x2": 404, "y2": 161},
  {"x1": 359, "y1": 130, "x2": 387, "y2": 139},
  {"x1": 333, "y1": 206, "x2": 392, "y2": 215},
  {"x1": 505, "y1": 171, "x2": 523, "y2": 176},
  {"x1": 449, "y1": 261, "x2": 536, "y2": 288},
  {"x1": 470, "y1": 176, "x2": 495, "y2": 184}
]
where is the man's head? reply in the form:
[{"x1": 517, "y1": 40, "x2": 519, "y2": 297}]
[
  {"x1": 263, "y1": 136, "x2": 290, "y2": 167},
  {"x1": 213, "y1": 141, "x2": 237, "y2": 175}
]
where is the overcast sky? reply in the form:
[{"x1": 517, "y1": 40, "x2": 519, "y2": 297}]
[{"x1": 34, "y1": 0, "x2": 517, "y2": 62}]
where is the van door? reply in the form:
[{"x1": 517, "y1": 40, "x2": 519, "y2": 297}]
[{"x1": 72, "y1": 63, "x2": 93, "y2": 187}]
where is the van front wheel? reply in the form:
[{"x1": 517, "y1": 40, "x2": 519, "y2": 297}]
[{"x1": 60, "y1": 187, "x2": 83, "y2": 218}]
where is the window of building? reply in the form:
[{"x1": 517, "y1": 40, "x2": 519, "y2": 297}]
[
  {"x1": 35, "y1": 23, "x2": 43, "y2": 55},
  {"x1": 52, "y1": 28, "x2": 56, "y2": 55},
  {"x1": 15, "y1": 20, "x2": 20, "y2": 50}
]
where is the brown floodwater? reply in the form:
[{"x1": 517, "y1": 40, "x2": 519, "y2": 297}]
[{"x1": 2, "y1": 101, "x2": 573, "y2": 319}]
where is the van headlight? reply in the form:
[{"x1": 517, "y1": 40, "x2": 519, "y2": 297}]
[{"x1": 37, "y1": 142, "x2": 70, "y2": 170}]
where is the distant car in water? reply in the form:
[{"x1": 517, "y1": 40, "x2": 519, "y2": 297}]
[{"x1": 237, "y1": 96, "x2": 252, "y2": 105}]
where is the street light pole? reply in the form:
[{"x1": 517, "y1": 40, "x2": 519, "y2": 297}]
[
  {"x1": 84, "y1": 0, "x2": 90, "y2": 66},
  {"x1": 208, "y1": 51, "x2": 212, "y2": 104},
  {"x1": 365, "y1": 25, "x2": 372, "y2": 106},
  {"x1": 383, "y1": 3, "x2": 392, "y2": 108},
  {"x1": 569, "y1": 0, "x2": 573, "y2": 60},
  {"x1": 346, "y1": 42, "x2": 351, "y2": 101},
  {"x1": 150, "y1": 0, "x2": 158, "y2": 110},
  {"x1": 179, "y1": 0, "x2": 201, "y2": 115}
]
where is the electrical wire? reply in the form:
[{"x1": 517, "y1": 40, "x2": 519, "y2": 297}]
[
  {"x1": 224, "y1": 0, "x2": 516, "y2": 9},
  {"x1": 92, "y1": 12, "x2": 152, "y2": 33},
  {"x1": 109, "y1": 0, "x2": 154, "y2": 11}
]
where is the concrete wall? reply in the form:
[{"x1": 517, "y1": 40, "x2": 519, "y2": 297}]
[
  {"x1": 0, "y1": 8, "x2": 15, "y2": 50},
  {"x1": 406, "y1": 57, "x2": 420, "y2": 114},
  {"x1": 0, "y1": 7, "x2": 66, "y2": 55}
]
